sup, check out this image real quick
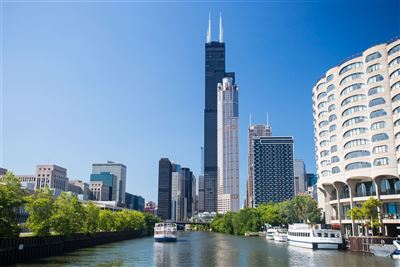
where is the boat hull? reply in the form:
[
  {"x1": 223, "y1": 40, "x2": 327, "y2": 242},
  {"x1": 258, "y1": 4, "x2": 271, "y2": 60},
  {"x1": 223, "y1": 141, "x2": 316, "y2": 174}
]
[
  {"x1": 288, "y1": 240, "x2": 339, "y2": 249},
  {"x1": 154, "y1": 236, "x2": 177, "y2": 242},
  {"x1": 273, "y1": 236, "x2": 288, "y2": 242}
]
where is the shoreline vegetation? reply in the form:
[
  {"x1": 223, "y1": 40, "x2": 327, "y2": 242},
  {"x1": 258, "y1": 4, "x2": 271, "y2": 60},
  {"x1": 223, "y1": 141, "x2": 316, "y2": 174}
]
[{"x1": 0, "y1": 172, "x2": 160, "y2": 239}]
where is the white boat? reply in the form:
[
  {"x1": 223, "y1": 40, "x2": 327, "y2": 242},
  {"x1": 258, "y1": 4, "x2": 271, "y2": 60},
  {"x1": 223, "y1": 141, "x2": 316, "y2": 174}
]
[
  {"x1": 287, "y1": 223, "x2": 342, "y2": 249},
  {"x1": 273, "y1": 229, "x2": 288, "y2": 242},
  {"x1": 266, "y1": 228, "x2": 277, "y2": 240},
  {"x1": 370, "y1": 243, "x2": 396, "y2": 257},
  {"x1": 392, "y1": 240, "x2": 400, "y2": 259},
  {"x1": 154, "y1": 223, "x2": 177, "y2": 242}
]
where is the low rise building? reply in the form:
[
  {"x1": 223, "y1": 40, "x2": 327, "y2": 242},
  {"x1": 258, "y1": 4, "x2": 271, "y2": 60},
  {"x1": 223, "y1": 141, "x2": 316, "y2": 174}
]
[
  {"x1": 90, "y1": 181, "x2": 110, "y2": 201},
  {"x1": 68, "y1": 179, "x2": 90, "y2": 200},
  {"x1": 35, "y1": 165, "x2": 68, "y2": 196}
]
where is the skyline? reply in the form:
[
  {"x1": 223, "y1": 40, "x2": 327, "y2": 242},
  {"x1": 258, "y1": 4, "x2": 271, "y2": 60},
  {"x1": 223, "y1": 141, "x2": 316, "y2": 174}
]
[{"x1": 2, "y1": 2, "x2": 399, "y2": 202}]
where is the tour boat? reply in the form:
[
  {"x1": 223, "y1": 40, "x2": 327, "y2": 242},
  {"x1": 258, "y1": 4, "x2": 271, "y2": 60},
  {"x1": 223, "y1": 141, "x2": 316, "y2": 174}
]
[
  {"x1": 154, "y1": 223, "x2": 177, "y2": 242},
  {"x1": 392, "y1": 240, "x2": 400, "y2": 259},
  {"x1": 266, "y1": 228, "x2": 277, "y2": 240},
  {"x1": 370, "y1": 242, "x2": 396, "y2": 257},
  {"x1": 287, "y1": 223, "x2": 342, "y2": 249},
  {"x1": 273, "y1": 229, "x2": 288, "y2": 242}
]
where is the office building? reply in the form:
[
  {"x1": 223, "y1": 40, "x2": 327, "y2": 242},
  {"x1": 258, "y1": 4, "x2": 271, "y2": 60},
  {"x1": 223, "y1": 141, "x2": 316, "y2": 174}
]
[
  {"x1": 171, "y1": 163, "x2": 186, "y2": 221},
  {"x1": 92, "y1": 161, "x2": 126, "y2": 204},
  {"x1": 306, "y1": 173, "x2": 318, "y2": 187},
  {"x1": 125, "y1": 192, "x2": 144, "y2": 211},
  {"x1": 198, "y1": 175, "x2": 205, "y2": 212},
  {"x1": 90, "y1": 181, "x2": 110, "y2": 201},
  {"x1": 253, "y1": 137, "x2": 294, "y2": 206},
  {"x1": 158, "y1": 158, "x2": 172, "y2": 219},
  {"x1": 294, "y1": 159, "x2": 307, "y2": 195},
  {"x1": 313, "y1": 38, "x2": 400, "y2": 236},
  {"x1": 0, "y1": 168, "x2": 7, "y2": 176},
  {"x1": 35, "y1": 165, "x2": 68, "y2": 196},
  {"x1": 217, "y1": 77, "x2": 240, "y2": 213},
  {"x1": 90, "y1": 172, "x2": 115, "y2": 201},
  {"x1": 204, "y1": 14, "x2": 236, "y2": 212},
  {"x1": 68, "y1": 180, "x2": 90, "y2": 200},
  {"x1": 246, "y1": 124, "x2": 272, "y2": 208},
  {"x1": 15, "y1": 175, "x2": 36, "y2": 191}
]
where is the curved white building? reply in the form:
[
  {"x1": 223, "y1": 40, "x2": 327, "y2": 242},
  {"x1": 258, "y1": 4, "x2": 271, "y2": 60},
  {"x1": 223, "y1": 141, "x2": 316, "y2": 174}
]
[{"x1": 313, "y1": 37, "x2": 400, "y2": 236}]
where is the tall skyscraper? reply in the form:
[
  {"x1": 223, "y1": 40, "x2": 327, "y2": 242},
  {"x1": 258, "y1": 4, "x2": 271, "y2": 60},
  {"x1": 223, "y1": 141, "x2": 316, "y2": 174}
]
[
  {"x1": 217, "y1": 77, "x2": 240, "y2": 213},
  {"x1": 204, "y1": 14, "x2": 236, "y2": 212},
  {"x1": 158, "y1": 158, "x2": 172, "y2": 220},
  {"x1": 92, "y1": 161, "x2": 126, "y2": 204},
  {"x1": 253, "y1": 136, "x2": 294, "y2": 206},
  {"x1": 313, "y1": 38, "x2": 400, "y2": 236},
  {"x1": 246, "y1": 123, "x2": 272, "y2": 208},
  {"x1": 294, "y1": 159, "x2": 307, "y2": 195}
]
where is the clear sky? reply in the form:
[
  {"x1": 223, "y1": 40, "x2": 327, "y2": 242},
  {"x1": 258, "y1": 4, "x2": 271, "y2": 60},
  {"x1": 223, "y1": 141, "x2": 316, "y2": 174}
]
[{"x1": 2, "y1": 1, "x2": 399, "y2": 203}]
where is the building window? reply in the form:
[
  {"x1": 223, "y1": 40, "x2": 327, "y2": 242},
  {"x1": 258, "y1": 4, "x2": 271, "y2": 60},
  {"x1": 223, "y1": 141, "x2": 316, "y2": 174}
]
[
  {"x1": 380, "y1": 178, "x2": 400, "y2": 195},
  {"x1": 393, "y1": 94, "x2": 400, "y2": 103},
  {"x1": 343, "y1": 116, "x2": 368, "y2": 127},
  {"x1": 327, "y1": 74, "x2": 334, "y2": 82},
  {"x1": 342, "y1": 105, "x2": 367, "y2": 117},
  {"x1": 367, "y1": 74, "x2": 384, "y2": 85},
  {"x1": 330, "y1": 145, "x2": 338, "y2": 153},
  {"x1": 392, "y1": 82, "x2": 400, "y2": 91},
  {"x1": 389, "y1": 57, "x2": 400, "y2": 68},
  {"x1": 317, "y1": 82, "x2": 326, "y2": 91},
  {"x1": 373, "y1": 145, "x2": 388, "y2": 154},
  {"x1": 390, "y1": 69, "x2": 400, "y2": 79},
  {"x1": 330, "y1": 135, "x2": 337, "y2": 142},
  {"x1": 321, "y1": 150, "x2": 329, "y2": 157},
  {"x1": 365, "y1": 51, "x2": 382, "y2": 63},
  {"x1": 371, "y1": 121, "x2": 386, "y2": 130},
  {"x1": 331, "y1": 156, "x2": 340, "y2": 163},
  {"x1": 318, "y1": 101, "x2": 327, "y2": 109},
  {"x1": 394, "y1": 107, "x2": 400, "y2": 114},
  {"x1": 321, "y1": 160, "x2": 330, "y2": 166},
  {"x1": 339, "y1": 62, "x2": 363, "y2": 75},
  {"x1": 319, "y1": 120, "x2": 328, "y2": 128},
  {"x1": 366, "y1": 63, "x2": 382, "y2": 73},
  {"x1": 368, "y1": 86, "x2": 385, "y2": 96},
  {"x1": 328, "y1": 104, "x2": 336, "y2": 112},
  {"x1": 327, "y1": 94, "x2": 335, "y2": 103},
  {"x1": 327, "y1": 84, "x2": 335, "y2": 93},
  {"x1": 371, "y1": 133, "x2": 389, "y2": 142},
  {"x1": 369, "y1": 97, "x2": 386, "y2": 107},
  {"x1": 317, "y1": 92, "x2": 327, "y2": 100},
  {"x1": 329, "y1": 114, "x2": 337, "y2": 122},
  {"x1": 320, "y1": 140, "x2": 329, "y2": 147},
  {"x1": 341, "y1": 73, "x2": 364, "y2": 85},
  {"x1": 340, "y1": 83, "x2": 364, "y2": 96},
  {"x1": 388, "y1": 44, "x2": 400, "y2": 55},
  {"x1": 319, "y1": 130, "x2": 329, "y2": 138},
  {"x1": 318, "y1": 111, "x2": 327, "y2": 118},
  {"x1": 331, "y1": 167, "x2": 340, "y2": 174},
  {"x1": 370, "y1": 109, "x2": 387, "y2": 119},
  {"x1": 344, "y1": 139, "x2": 369, "y2": 149},
  {"x1": 341, "y1": 94, "x2": 366, "y2": 107},
  {"x1": 321, "y1": 170, "x2": 331, "y2": 177},
  {"x1": 329, "y1": 124, "x2": 337, "y2": 132},
  {"x1": 395, "y1": 119, "x2": 400, "y2": 127},
  {"x1": 345, "y1": 162, "x2": 371, "y2": 170},
  {"x1": 345, "y1": 150, "x2": 370, "y2": 160},
  {"x1": 343, "y1": 127, "x2": 368, "y2": 138},
  {"x1": 374, "y1": 157, "x2": 389, "y2": 166}
]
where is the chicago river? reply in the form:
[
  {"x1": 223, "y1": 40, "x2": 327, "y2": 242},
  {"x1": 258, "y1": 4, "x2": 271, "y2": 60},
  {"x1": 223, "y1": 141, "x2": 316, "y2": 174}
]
[{"x1": 15, "y1": 232, "x2": 398, "y2": 267}]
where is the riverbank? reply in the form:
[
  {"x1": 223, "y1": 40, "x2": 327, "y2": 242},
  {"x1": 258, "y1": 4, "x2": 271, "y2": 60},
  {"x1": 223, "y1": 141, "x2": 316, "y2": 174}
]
[{"x1": 0, "y1": 230, "x2": 149, "y2": 265}]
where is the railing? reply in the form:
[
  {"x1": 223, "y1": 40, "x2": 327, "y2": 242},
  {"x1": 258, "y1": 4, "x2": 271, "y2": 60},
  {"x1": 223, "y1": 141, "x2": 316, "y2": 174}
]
[
  {"x1": 339, "y1": 193, "x2": 350, "y2": 199},
  {"x1": 380, "y1": 189, "x2": 400, "y2": 195},
  {"x1": 383, "y1": 213, "x2": 400, "y2": 219}
]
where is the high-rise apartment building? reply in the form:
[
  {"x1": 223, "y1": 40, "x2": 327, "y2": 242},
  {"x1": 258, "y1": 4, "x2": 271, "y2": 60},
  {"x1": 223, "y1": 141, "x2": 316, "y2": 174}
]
[
  {"x1": 204, "y1": 14, "x2": 236, "y2": 212},
  {"x1": 246, "y1": 124, "x2": 272, "y2": 208},
  {"x1": 92, "y1": 161, "x2": 126, "y2": 204},
  {"x1": 35, "y1": 165, "x2": 68, "y2": 196},
  {"x1": 253, "y1": 137, "x2": 294, "y2": 206},
  {"x1": 217, "y1": 77, "x2": 240, "y2": 213},
  {"x1": 294, "y1": 159, "x2": 307, "y2": 195},
  {"x1": 158, "y1": 158, "x2": 172, "y2": 220},
  {"x1": 313, "y1": 38, "x2": 400, "y2": 236}
]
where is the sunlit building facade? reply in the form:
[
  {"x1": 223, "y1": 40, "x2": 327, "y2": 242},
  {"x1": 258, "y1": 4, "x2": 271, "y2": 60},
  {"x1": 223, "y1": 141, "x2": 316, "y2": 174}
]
[{"x1": 313, "y1": 38, "x2": 400, "y2": 236}]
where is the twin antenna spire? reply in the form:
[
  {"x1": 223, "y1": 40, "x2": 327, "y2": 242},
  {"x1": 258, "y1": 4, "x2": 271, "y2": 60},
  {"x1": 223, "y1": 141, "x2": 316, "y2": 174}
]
[{"x1": 207, "y1": 12, "x2": 223, "y2": 43}]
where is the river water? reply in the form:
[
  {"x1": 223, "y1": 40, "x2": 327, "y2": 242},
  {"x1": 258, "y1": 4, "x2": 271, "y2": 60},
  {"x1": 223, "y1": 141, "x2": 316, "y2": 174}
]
[{"x1": 16, "y1": 231, "x2": 399, "y2": 267}]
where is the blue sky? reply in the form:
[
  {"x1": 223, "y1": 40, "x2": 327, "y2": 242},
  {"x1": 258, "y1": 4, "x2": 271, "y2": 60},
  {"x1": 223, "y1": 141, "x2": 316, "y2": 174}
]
[{"x1": 2, "y1": 1, "x2": 399, "y2": 203}]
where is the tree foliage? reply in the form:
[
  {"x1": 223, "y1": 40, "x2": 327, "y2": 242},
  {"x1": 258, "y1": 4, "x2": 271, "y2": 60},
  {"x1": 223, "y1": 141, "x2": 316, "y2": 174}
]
[
  {"x1": 98, "y1": 209, "x2": 116, "y2": 232},
  {"x1": 0, "y1": 172, "x2": 26, "y2": 238},
  {"x1": 25, "y1": 187, "x2": 54, "y2": 236},
  {"x1": 51, "y1": 192, "x2": 84, "y2": 236},
  {"x1": 347, "y1": 197, "x2": 382, "y2": 233},
  {"x1": 114, "y1": 210, "x2": 145, "y2": 232},
  {"x1": 82, "y1": 202, "x2": 100, "y2": 234},
  {"x1": 211, "y1": 195, "x2": 322, "y2": 235}
]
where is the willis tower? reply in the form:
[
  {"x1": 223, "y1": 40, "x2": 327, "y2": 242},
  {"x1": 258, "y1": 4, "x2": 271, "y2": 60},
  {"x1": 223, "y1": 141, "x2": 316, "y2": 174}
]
[{"x1": 204, "y1": 14, "x2": 235, "y2": 212}]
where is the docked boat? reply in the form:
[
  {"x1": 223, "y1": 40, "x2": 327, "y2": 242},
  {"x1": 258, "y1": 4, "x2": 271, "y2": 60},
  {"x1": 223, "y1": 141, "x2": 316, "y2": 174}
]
[
  {"x1": 273, "y1": 229, "x2": 288, "y2": 242},
  {"x1": 266, "y1": 228, "x2": 277, "y2": 240},
  {"x1": 154, "y1": 223, "x2": 177, "y2": 242},
  {"x1": 287, "y1": 223, "x2": 342, "y2": 249},
  {"x1": 370, "y1": 243, "x2": 396, "y2": 257},
  {"x1": 392, "y1": 240, "x2": 400, "y2": 259}
]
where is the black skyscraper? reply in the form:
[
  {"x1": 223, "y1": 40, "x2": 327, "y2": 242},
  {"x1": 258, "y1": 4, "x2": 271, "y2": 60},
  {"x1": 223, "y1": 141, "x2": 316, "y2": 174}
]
[
  {"x1": 158, "y1": 158, "x2": 172, "y2": 219},
  {"x1": 204, "y1": 14, "x2": 234, "y2": 212}
]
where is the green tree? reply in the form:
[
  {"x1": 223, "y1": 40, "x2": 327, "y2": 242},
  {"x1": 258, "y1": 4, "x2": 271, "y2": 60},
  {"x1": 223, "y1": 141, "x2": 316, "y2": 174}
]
[
  {"x1": 258, "y1": 203, "x2": 287, "y2": 227},
  {"x1": 0, "y1": 172, "x2": 26, "y2": 238},
  {"x1": 25, "y1": 187, "x2": 54, "y2": 236},
  {"x1": 347, "y1": 206, "x2": 363, "y2": 222},
  {"x1": 82, "y1": 202, "x2": 100, "y2": 234},
  {"x1": 361, "y1": 197, "x2": 382, "y2": 233},
  {"x1": 290, "y1": 195, "x2": 322, "y2": 224},
  {"x1": 51, "y1": 192, "x2": 84, "y2": 236},
  {"x1": 98, "y1": 209, "x2": 116, "y2": 232},
  {"x1": 143, "y1": 213, "x2": 160, "y2": 233},
  {"x1": 114, "y1": 210, "x2": 145, "y2": 232}
]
